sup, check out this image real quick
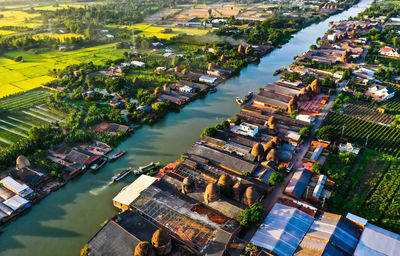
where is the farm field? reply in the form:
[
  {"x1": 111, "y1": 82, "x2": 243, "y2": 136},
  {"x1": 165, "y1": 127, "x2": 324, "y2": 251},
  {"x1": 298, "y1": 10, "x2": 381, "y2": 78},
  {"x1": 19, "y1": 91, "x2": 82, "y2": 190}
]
[
  {"x1": 0, "y1": 43, "x2": 125, "y2": 98},
  {"x1": 0, "y1": 10, "x2": 41, "y2": 28},
  {"x1": 328, "y1": 149, "x2": 400, "y2": 234},
  {"x1": 34, "y1": 33, "x2": 84, "y2": 41},
  {"x1": 324, "y1": 111, "x2": 400, "y2": 157},
  {"x1": 343, "y1": 102, "x2": 395, "y2": 124},
  {"x1": 0, "y1": 88, "x2": 53, "y2": 111},
  {"x1": 132, "y1": 23, "x2": 211, "y2": 39}
]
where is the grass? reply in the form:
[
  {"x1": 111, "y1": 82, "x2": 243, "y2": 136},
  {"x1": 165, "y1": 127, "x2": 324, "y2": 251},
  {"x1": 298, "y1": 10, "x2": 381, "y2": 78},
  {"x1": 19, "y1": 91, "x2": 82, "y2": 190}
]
[{"x1": 0, "y1": 43, "x2": 125, "y2": 98}]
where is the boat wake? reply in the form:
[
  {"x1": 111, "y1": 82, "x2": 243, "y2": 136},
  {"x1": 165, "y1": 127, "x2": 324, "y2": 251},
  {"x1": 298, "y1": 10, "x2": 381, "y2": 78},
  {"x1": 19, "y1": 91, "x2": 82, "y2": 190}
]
[{"x1": 89, "y1": 181, "x2": 112, "y2": 196}]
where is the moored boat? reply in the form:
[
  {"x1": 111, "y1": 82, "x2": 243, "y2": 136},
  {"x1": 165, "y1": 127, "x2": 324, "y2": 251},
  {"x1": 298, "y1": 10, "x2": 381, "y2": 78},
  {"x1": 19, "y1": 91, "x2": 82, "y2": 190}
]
[
  {"x1": 109, "y1": 150, "x2": 127, "y2": 162},
  {"x1": 235, "y1": 97, "x2": 244, "y2": 105},
  {"x1": 111, "y1": 167, "x2": 132, "y2": 182},
  {"x1": 210, "y1": 88, "x2": 217, "y2": 93},
  {"x1": 90, "y1": 156, "x2": 108, "y2": 172},
  {"x1": 133, "y1": 162, "x2": 160, "y2": 175},
  {"x1": 244, "y1": 91, "x2": 253, "y2": 101}
]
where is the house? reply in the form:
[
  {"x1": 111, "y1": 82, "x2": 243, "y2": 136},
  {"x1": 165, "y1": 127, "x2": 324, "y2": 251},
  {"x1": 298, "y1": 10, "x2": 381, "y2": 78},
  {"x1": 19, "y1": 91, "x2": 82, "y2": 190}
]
[
  {"x1": 2, "y1": 195, "x2": 31, "y2": 212},
  {"x1": 296, "y1": 114, "x2": 315, "y2": 123},
  {"x1": 366, "y1": 84, "x2": 395, "y2": 101},
  {"x1": 379, "y1": 47, "x2": 400, "y2": 57},
  {"x1": 285, "y1": 168, "x2": 313, "y2": 199},
  {"x1": 178, "y1": 85, "x2": 195, "y2": 93},
  {"x1": 0, "y1": 176, "x2": 34, "y2": 199},
  {"x1": 11, "y1": 155, "x2": 49, "y2": 188},
  {"x1": 339, "y1": 143, "x2": 360, "y2": 155},
  {"x1": 131, "y1": 61, "x2": 146, "y2": 67},
  {"x1": 199, "y1": 75, "x2": 218, "y2": 84},
  {"x1": 327, "y1": 33, "x2": 337, "y2": 42},
  {"x1": 152, "y1": 42, "x2": 164, "y2": 47},
  {"x1": 230, "y1": 122, "x2": 259, "y2": 137},
  {"x1": 110, "y1": 96, "x2": 124, "y2": 108},
  {"x1": 112, "y1": 175, "x2": 157, "y2": 210}
]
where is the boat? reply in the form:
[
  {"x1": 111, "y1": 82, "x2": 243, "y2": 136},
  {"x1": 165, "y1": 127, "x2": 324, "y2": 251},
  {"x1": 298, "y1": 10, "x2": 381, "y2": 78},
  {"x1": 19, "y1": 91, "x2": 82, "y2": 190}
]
[
  {"x1": 90, "y1": 156, "x2": 108, "y2": 172},
  {"x1": 210, "y1": 88, "x2": 217, "y2": 93},
  {"x1": 133, "y1": 162, "x2": 160, "y2": 175},
  {"x1": 273, "y1": 68, "x2": 283, "y2": 76},
  {"x1": 235, "y1": 97, "x2": 244, "y2": 105},
  {"x1": 111, "y1": 167, "x2": 132, "y2": 182},
  {"x1": 244, "y1": 91, "x2": 253, "y2": 101},
  {"x1": 109, "y1": 150, "x2": 126, "y2": 162}
]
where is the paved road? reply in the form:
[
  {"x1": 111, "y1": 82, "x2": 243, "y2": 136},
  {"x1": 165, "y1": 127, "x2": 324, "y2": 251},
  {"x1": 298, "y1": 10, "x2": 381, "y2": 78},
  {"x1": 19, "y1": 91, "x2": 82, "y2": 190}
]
[{"x1": 241, "y1": 79, "x2": 349, "y2": 242}]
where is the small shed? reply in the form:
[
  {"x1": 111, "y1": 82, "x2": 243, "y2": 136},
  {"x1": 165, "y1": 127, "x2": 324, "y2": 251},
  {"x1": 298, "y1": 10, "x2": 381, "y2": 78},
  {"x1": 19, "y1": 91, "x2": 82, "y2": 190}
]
[{"x1": 284, "y1": 168, "x2": 313, "y2": 199}]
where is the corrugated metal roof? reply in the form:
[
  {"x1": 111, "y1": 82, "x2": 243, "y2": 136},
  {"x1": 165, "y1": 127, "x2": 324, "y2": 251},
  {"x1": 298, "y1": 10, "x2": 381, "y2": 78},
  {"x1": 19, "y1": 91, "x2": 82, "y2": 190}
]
[
  {"x1": 285, "y1": 168, "x2": 312, "y2": 198},
  {"x1": 250, "y1": 203, "x2": 314, "y2": 256},
  {"x1": 353, "y1": 223, "x2": 400, "y2": 256},
  {"x1": 112, "y1": 175, "x2": 157, "y2": 208},
  {"x1": 296, "y1": 212, "x2": 362, "y2": 256}
]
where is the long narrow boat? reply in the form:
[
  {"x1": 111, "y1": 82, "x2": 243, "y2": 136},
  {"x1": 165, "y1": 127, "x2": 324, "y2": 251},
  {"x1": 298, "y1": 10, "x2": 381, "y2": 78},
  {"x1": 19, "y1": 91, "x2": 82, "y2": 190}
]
[
  {"x1": 244, "y1": 91, "x2": 253, "y2": 101},
  {"x1": 235, "y1": 97, "x2": 244, "y2": 105},
  {"x1": 90, "y1": 156, "x2": 108, "y2": 172},
  {"x1": 133, "y1": 162, "x2": 160, "y2": 175},
  {"x1": 111, "y1": 167, "x2": 132, "y2": 182},
  {"x1": 109, "y1": 150, "x2": 127, "y2": 162}
]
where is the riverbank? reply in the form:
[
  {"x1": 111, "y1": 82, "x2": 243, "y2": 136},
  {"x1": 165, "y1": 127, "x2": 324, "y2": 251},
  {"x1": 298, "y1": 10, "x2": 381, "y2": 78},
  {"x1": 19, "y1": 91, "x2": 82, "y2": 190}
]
[{"x1": 0, "y1": 1, "x2": 373, "y2": 255}]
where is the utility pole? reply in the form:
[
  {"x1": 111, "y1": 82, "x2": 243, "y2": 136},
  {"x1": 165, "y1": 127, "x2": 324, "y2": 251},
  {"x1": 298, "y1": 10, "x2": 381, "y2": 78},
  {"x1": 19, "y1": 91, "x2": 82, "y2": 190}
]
[{"x1": 322, "y1": 197, "x2": 326, "y2": 209}]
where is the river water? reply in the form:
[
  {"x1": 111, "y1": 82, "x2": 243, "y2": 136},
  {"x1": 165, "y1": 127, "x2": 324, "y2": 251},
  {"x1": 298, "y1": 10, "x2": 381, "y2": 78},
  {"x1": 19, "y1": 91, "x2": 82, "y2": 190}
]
[{"x1": 0, "y1": 1, "x2": 373, "y2": 255}]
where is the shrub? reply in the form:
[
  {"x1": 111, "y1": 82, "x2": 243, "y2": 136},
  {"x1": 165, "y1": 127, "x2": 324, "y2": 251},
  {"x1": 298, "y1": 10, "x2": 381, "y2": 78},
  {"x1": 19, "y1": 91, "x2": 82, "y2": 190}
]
[{"x1": 269, "y1": 172, "x2": 284, "y2": 185}]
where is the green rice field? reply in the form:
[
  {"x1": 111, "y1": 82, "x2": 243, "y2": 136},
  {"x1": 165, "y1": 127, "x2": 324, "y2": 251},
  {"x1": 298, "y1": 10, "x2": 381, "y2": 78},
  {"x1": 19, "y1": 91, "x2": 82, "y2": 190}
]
[{"x1": 0, "y1": 43, "x2": 125, "y2": 98}]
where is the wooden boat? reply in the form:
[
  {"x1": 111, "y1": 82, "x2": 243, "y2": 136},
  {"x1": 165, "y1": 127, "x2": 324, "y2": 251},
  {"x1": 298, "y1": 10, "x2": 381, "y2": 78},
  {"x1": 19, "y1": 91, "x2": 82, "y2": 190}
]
[
  {"x1": 90, "y1": 156, "x2": 108, "y2": 172},
  {"x1": 235, "y1": 97, "x2": 244, "y2": 105},
  {"x1": 109, "y1": 150, "x2": 127, "y2": 162},
  {"x1": 244, "y1": 91, "x2": 253, "y2": 101},
  {"x1": 111, "y1": 167, "x2": 132, "y2": 182},
  {"x1": 133, "y1": 162, "x2": 159, "y2": 175},
  {"x1": 210, "y1": 88, "x2": 217, "y2": 93}
]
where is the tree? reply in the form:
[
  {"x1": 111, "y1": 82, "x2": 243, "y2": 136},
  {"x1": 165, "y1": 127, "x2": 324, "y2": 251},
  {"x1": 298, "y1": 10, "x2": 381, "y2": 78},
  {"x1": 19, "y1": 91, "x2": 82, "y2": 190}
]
[
  {"x1": 201, "y1": 127, "x2": 217, "y2": 137},
  {"x1": 208, "y1": 8, "x2": 212, "y2": 17},
  {"x1": 15, "y1": 56, "x2": 23, "y2": 62},
  {"x1": 315, "y1": 125, "x2": 336, "y2": 141},
  {"x1": 237, "y1": 202, "x2": 264, "y2": 227},
  {"x1": 311, "y1": 162, "x2": 322, "y2": 174},
  {"x1": 277, "y1": 164, "x2": 286, "y2": 172},
  {"x1": 321, "y1": 77, "x2": 335, "y2": 88},
  {"x1": 269, "y1": 172, "x2": 284, "y2": 185},
  {"x1": 299, "y1": 125, "x2": 312, "y2": 139}
]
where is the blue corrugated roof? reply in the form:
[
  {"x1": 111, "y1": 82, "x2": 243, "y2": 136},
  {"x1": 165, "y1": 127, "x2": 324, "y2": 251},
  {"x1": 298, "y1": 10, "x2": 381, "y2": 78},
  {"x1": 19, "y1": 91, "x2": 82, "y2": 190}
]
[{"x1": 285, "y1": 168, "x2": 312, "y2": 198}]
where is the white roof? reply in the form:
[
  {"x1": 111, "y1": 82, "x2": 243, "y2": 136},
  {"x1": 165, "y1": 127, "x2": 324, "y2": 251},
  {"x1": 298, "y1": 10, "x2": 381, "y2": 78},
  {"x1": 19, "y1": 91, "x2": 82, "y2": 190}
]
[
  {"x1": 3, "y1": 195, "x2": 29, "y2": 211},
  {"x1": 0, "y1": 176, "x2": 30, "y2": 194},
  {"x1": 113, "y1": 175, "x2": 157, "y2": 207}
]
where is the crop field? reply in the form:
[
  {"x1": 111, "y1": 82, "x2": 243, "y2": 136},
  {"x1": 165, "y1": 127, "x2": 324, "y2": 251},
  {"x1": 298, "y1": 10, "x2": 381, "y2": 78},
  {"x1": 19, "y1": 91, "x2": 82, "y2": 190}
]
[
  {"x1": 0, "y1": 43, "x2": 125, "y2": 98},
  {"x1": 383, "y1": 86, "x2": 400, "y2": 113},
  {"x1": 0, "y1": 88, "x2": 53, "y2": 111},
  {"x1": 0, "y1": 10, "x2": 41, "y2": 28},
  {"x1": 34, "y1": 33, "x2": 84, "y2": 41},
  {"x1": 343, "y1": 102, "x2": 395, "y2": 124},
  {"x1": 324, "y1": 111, "x2": 400, "y2": 157},
  {"x1": 0, "y1": 90, "x2": 66, "y2": 149},
  {"x1": 328, "y1": 150, "x2": 400, "y2": 233},
  {"x1": 132, "y1": 23, "x2": 211, "y2": 39},
  {"x1": 0, "y1": 29, "x2": 15, "y2": 35}
]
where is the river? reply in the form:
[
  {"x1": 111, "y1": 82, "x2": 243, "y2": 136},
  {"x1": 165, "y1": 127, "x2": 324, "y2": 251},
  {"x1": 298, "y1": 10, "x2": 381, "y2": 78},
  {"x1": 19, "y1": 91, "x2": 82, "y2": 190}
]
[{"x1": 0, "y1": 1, "x2": 373, "y2": 255}]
